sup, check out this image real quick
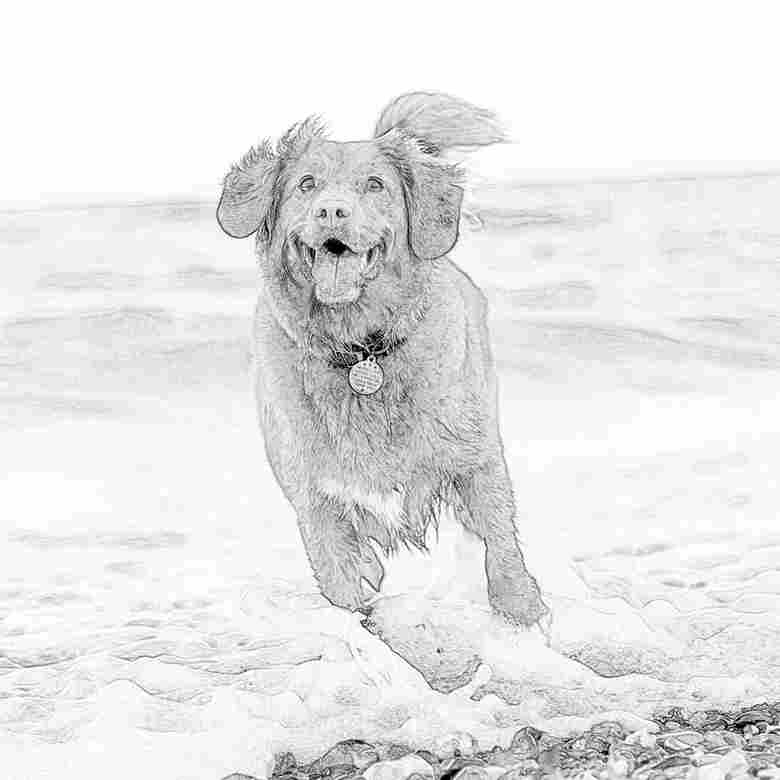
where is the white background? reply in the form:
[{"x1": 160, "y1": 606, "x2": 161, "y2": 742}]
[{"x1": 3, "y1": 0, "x2": 780, "y2": 207}]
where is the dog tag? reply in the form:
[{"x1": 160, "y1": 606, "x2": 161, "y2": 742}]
[{"x1": 348, "y1": 356, "x2": 384, "y2": 395}]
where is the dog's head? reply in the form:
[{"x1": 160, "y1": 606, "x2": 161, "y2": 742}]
[{"x1": 218, "y1": 92, "x2": 504, "y2": 309}]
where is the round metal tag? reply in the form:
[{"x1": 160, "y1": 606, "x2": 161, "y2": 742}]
[{"x1": 348, "y1": 356, "x2": 384, "y2": 395}]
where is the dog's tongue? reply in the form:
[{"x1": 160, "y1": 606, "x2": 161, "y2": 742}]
[{"x1": 312, "y1": 246, "x2": 367, "y2": 303}]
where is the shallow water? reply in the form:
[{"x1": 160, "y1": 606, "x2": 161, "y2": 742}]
[{"x1": 1, "y1": 176, "x2": 779, "y2": 779}]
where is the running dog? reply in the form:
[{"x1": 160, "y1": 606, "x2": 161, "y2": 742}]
[{"x1": 217, "y1": 92, "x2": 548, "y2": 627}]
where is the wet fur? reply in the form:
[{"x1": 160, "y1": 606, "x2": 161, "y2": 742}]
[{"x1": 218, "y1": 92, "x2": 548, "y2": 626}]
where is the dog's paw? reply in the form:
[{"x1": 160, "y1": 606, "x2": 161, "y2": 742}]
[
  {"x1": 318, "y1": 569, "x2": 372, "y2": 615},
  {"x1": 488, "y1": 574, "x2": 551, "y2": 629},
  {"x1": 320, "y1": 585, "x2": 371, "y2": 614}
]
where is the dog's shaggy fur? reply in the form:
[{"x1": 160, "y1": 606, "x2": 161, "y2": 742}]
[{"x1": 217, "y1": 92, "x2": 548, "y2": 626}]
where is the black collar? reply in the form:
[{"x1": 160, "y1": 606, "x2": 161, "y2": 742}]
[{"x1": 323, "y1": 330, "x2": 407, "y2": 369}]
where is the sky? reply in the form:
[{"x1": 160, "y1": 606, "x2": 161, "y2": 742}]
[{"x1": 4, "y1": 0, "x2": 780, "y2": 207}]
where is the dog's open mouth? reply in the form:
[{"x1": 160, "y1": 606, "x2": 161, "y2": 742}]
[
  {"x1": 290, "y1": 234, "x2": 388, "y2": 304},
  {"x1": 292, "y1": 236, "x2": 387, "y2": 270}
]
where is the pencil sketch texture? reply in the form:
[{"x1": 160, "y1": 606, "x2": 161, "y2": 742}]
[
  {"x1": 4, "y1": 95, "x2": 780, "y2": 780},
  {"x1": 217, "y1": 93, "x2": 549, "y2": 627}
]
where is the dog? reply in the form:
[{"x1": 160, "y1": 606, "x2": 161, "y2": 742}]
[{"x1": 217, "y1": 92, "x2": 549, "y2": 627}]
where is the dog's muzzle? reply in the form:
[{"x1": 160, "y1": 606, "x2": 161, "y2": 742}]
[{"x1": 290, "y1": 233, "x2": 388, "y2": 304}]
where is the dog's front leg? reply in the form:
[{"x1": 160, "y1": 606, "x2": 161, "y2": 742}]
[
  {"x1": 296, "y1": 492, "x2": 375, "y2": 613},
  {"x1": 455, "y1": 457, "x2": 550, "y2": 627}
]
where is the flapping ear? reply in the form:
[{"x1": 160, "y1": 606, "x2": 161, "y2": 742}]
[
  {"x1": 374, "y1": 93, "x2": 508, "y2": 258},
  {"x1": 374, "y1": 91, "x2": 507, "y2": 152},
  {"x1": 217, "y1": 142, "x2": 279, "y2": 239},
  {"x1": 379, "y1": 131, "x2": 464, "y2": 260},
  {"x1": 404, "y1": 157, "x2": 464, "y2": 260},
  {"x1": 217, "y1": 116, "x2": 328, "y2": 242}
]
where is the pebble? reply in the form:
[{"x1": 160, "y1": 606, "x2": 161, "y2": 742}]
[
  {"x1": 651, "y1": 754, "x2": 694, "y2": 771},
  {"x1": 498, "y1": 759, "x2": 541, "y2": 779},
  {"x1": 362, "y1": 754, "x2": 434, "y2": 780},
  {"x1": 721, "y1": 732, "x2": 745, "y2": 749},
  {"x1": 438, "y1": 757, "x2": 485, "y2": 780},
  {"x1": 221, "y1": 775, "x2": 259, "y2": 780},
  {"x1": 481, "y1": 748, "x2": 531, "y2": 769},
  {"x1": 509, "y1": 727, "x2": 541, "y2": 759},
  {"x1": 703, "y1": 730, "x2": 744, "y2": 751},
  {"x1": 702, "y1": 731, "x2": 728, "y2": 750},
  {"x1": 691, "y1": 752, "x2": 722, "y2": 768},
  {"x1": 481, "y1": 769, "x2": 508, "y2": 780},
  {"x1": 537, "y1": 733, "x2": 564, "y2": 753},
  {"x1": 382, "y1": 745, "x2": 415, "y2": 762},
  {"x1": 537, "y1": 745, "x2": 562, "y2": 773},
  {"x1": 589, "y1": 722, "x2": 627, "y2": 742},
  {"x1": 330, "y1": 766, "x2": 358, "y2": 780},
  {"x1": 606, "y1": 753, "x2": 634, "y2": 779},
  {"x1": 625, "y1": 729, "x2": 657, "y2": 749},
  {"x1": 435, "y1": 733, "x2": 480, "y2": 759},
  {"x1": 451, "y1": 767, "x2": 506, "y2": 780},
  {"x1": 688, "y1": 712, "x2": 731, "y2": 732},
  {"x1": 654, "y1": 707, "x2": 688, "y2": 730},
  {"x1": 690, "y1": 765, "x2": 726, "y2": 780},
  {"x1": 658, "y1": 730, "x2": 705, "y2": 752},
  {"x1": 311, "y1": 741, "x2": 380, "y2": 773},
  {"x1": 584, "y1": 736, "x2": 612, "y2": 755}
]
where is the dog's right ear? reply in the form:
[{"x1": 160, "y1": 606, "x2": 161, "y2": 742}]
[
  {"x1": 217, "y1": 146, "x2": 279, "y2": 240},
  {"x1": 218, "y1": 118, "x2": 327, "y2": 240}
]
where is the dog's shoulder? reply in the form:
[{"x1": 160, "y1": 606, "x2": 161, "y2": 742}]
[
  {"x1": 432, "y1": 258, "x2": 488, "y2": 315},
  {"x1": 253, "y1": 291, "x2": 295, "y2": 349},
  {"x1": 251, "y1": 291, "x2": 303, "y2": 395},
  {"x1": 429, "y1": 259, "x2": 491, "y2": 350}
]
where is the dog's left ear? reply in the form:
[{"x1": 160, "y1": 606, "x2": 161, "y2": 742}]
[
  {"x1": 217, "y1": 148, "x2": 278, "y2": 240},
  {"x1": 404, "y1": 156, "x2": 464, "y2": 261}
]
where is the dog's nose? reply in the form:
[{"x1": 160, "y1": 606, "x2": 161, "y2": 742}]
[{"x1": 315, "y1": 201, "x2": 352, "y2": 225}]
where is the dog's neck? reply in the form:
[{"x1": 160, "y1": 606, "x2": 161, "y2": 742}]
[{"x1": 320, "y1": 329, "x2": 408, "y2": 369}]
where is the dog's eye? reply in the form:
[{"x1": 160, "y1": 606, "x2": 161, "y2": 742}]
[
  {"x1": 366, "y1": 176, "x2": 384, "y2": 193},
  {"x1": 299, "y1": 175, "x2": 316, "y2": 193}
]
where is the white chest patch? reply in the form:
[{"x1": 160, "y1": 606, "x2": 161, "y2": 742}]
[{"x1": 318, "y1": 479, "x2": 406, "y2": 531}]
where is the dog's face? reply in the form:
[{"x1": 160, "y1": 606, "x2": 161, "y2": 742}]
[
  {"x1": 217, "y1": 121, "x2": 464, "y2": 309},
  {"x1": 280, "y1": 139, "x2": 406, "y2": 305}
]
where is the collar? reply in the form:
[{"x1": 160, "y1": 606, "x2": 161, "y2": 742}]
[{"x1": 323, "y1": 330, "x2": 407, "y2": 369}]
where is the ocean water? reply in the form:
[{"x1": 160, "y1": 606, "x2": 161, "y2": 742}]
[{"x1": 1, "y1": 174, "x2": 780, "y2": 779}]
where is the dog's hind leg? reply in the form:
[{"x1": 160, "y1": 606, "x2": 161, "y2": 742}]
[{"x1": 453, "y1": 457, "x2": 550, "y2": 627}]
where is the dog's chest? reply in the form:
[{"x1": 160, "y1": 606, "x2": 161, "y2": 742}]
[
  {"x1": 318, "y1": 479, "x2": 406, "y2": 531},
  {"x1": 303, "y1": 355, "x2": 416, "y2": 446}
]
